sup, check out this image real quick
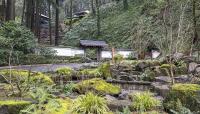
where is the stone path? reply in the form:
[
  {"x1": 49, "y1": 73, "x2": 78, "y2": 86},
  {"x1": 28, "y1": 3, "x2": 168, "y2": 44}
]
[{"x1": 0, "y1": 62, "x2": 100, "y2": 72}]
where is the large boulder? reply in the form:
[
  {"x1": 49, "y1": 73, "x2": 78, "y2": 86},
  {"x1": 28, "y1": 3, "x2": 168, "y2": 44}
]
[
  {"x1": 152, "y1": 82, "x2": 170, "y2": 97},
  {"x1": 188, "y1": 62, "x2": 198, "y2": 73},
  {"x1": 105, "y1": 95, "x2": 132, "y2": 111}
]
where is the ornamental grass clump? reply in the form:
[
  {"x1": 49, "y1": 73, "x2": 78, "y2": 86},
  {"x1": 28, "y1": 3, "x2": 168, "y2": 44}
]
[
  {"x1": 71, "y1": 92, "x2": 109, "y2": 114},
  {"x1": 131, "y1": 91, "x2": 160, "y2": 112}
]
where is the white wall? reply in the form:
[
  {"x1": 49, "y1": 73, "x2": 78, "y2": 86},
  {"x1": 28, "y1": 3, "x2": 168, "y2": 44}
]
[
  {"x1": 50, "y1": 47, "x2": 134, "y2": 59},
  {"x1": 51, "y1": 47, "x2": 84, "y2": 57}
]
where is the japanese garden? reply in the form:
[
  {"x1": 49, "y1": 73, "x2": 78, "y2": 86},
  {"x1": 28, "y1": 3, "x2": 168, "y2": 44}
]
[{"x1": 0, "y1": 0, "x2": 200, "y2": 114}]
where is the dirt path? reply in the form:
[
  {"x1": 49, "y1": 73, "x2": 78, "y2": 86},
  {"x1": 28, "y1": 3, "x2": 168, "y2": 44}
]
[{"x1": 0, "y1": 62, "x2": 100, "y2": 72}]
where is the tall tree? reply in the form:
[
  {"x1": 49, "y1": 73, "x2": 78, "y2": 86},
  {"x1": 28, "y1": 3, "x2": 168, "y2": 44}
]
[{"x1": 55, "y1": 0, "x2": 59, "y2": 46}]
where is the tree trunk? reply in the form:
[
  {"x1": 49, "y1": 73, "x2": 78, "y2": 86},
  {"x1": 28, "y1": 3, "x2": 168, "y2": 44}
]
[
  {"x1": 69, "y1": 0, "x2": 73, "y2": 30},
  {"x1": 0, "y1": 0, "x2": 6, "y2": 21},
  {"x1": 91, "y1": 0, "x2": 96, "y2": 16},
  {"x1": 6, "y1": 0, "x2": 15, "y2": 21},
  {"x1": 48, "y1": 2, "x2": 53, "y2": 45},
  {"x1": 21, "y1": 0, "x2": 26, "y2": 24},
  {"x1": 25, "y1": 0, "x2": 35, "y2": 31},
  {"x1": 35, "y1": 0, "x2": 41, "y2": 42},
  {"x1": 96, "y1": 0, "x2": 101, "y2": 36},
  {"x1": 55, "y1": 0, "x2": 59, "y2": 46},
  {"x1": 192, "y1": 0, "x2": 197, "y2": 45},
  {"x1": 123, "y1": 0, "x2": 128, "y2": 10}
]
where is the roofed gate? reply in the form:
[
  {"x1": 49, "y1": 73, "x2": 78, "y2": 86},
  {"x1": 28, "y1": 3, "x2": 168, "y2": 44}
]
[{"x1": 80, "y1": 40, "x2": 108, "y2": 61}]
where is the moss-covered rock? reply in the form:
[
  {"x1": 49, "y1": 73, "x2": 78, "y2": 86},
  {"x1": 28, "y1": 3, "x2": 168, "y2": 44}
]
[
  {"x1": 0, "y1": 100, "x2": 31, "y2": 114},
  {"x1": 163, "y1": 84, "x2": 200, "y2": 112},
  {"x1": 74, "y1": 78, "x2": 121, "y2": 95}
]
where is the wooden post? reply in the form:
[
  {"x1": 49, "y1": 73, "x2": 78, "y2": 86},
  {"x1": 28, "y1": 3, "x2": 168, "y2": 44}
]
[
  {"x1": 112, "y1": 47, "x2": 115, "y2": 63},
  {"x1": 97, "y1": 47, "x2": 101, "y2": 61}
]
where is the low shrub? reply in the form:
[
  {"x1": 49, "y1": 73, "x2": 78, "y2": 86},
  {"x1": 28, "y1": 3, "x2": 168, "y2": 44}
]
[
  {"x1": 98, "y1": 63, "x2": 112, "y2": 79},
  {"x1": 163, "y1": 84, "x2": 200, "y2": 112},
  {"x1": 141, "y1": 69, "x2": 156, "y2": 81},
  {"x1": 130, "y1": 91, "x2": 160, "y2": 112},
  {"x1": 114, "y1": 54, "x2": 124, "y2": 64},
  {"x1": 56, "y1": 67, "x2": 74, "y2": 80},
  {"x1": 77, "y1": 63, "x2": 111, "y2": 79},
  {"x1": 74, "y1": 78, "x2": 121, "y2": 95},
  {"x1": 0, "y1": 69, "x2": 53, "y2": 96},
  {"x1": 71, "y1": 92, "x2": 109, "y2": 114},
  {"x1": 0, "y1": 100, "x2": 31, "y2": 114}
]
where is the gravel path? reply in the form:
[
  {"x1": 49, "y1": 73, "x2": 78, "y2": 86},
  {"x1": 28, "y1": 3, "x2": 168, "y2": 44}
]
[{"x1": 0, "y1": 62, "x2": 100, "y2": 72}]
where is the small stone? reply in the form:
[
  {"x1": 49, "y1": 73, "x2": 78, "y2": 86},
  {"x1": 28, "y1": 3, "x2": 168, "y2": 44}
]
[{"x1": 155, "y1": 76, "x2": 171, "y2": 83}]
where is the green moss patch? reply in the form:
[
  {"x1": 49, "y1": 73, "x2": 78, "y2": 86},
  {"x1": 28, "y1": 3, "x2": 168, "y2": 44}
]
[
  {"x1": 74, "y1": 78, "x2": 121, "y2": 95},
  {"x1": 0, "y1": 100, "x2": 31, "y2": 114},
  {"x1": 48, "y1": 98, "x2": 72, "y2": 114},
  {"x1": 56, "y1": 67, "x2": 74, "y2": 76},
  {"x1": 0, "y1": 69, "x2": 54, "y2": 85}
]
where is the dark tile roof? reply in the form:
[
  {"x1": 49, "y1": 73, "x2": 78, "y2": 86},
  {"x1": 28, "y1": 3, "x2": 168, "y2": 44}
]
[{"x1": 80, "y1": 40, "x2": 108, "y2": 47}]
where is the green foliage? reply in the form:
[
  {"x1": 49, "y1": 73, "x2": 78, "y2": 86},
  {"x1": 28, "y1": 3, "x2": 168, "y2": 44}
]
[
  {"x1": 114, "y1": 54, "x2": 124, "y2": 64},
  {"x1": 170, "y1": 99, "x2": 193, "y2": 114},
  {"x1": 0, "y1": 100, "x2": 31, "y2": 114},
  {"x1": 98, "y1": 63, "x2": 112, "y2": 78},
  {"x1": 71, "y1": 92, "x2": 109, "y2": 114},
  {"x1": 130, "y1": 91, "x2": 160, "y2": 112},
  {"x1": 74, "y1": 78, "x2": 121, "y2": 95},
  {"x1": 63, "y1": 82, "x2": 75, "y2": 95},
  {"x1": 20, "y1": 86, "x2": 60, "y2": 114},
  {"x1": 164, "y1": 84, "x2": 200, "y2": 113},
  {"x1": 0, "y1": 21, "x2": 36, "y2": 66},
  {"x1": 116, "y1": 107, "x2": 131, "y2": 114}
]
